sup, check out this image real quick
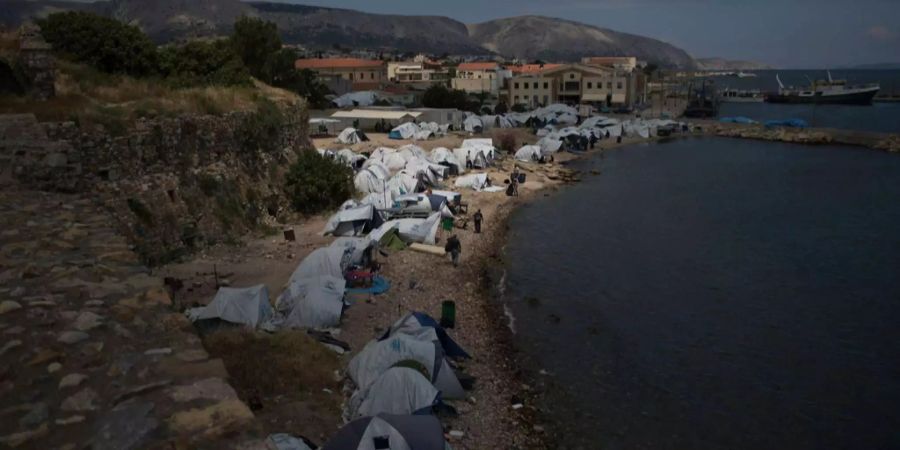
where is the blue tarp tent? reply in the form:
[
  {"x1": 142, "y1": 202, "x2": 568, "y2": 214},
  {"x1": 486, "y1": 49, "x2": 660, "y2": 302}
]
[
  {"x1": 380, "y1": 312, "x2": 470, "y2": 359},
  {"x1": 764, "y1": 118, "x2": 809, "y2": 128}
]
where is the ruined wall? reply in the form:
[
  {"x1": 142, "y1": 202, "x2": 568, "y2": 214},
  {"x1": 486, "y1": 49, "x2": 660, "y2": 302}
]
[{"x1": 0, "y1": 103, "x2": 312, "y2": 264}]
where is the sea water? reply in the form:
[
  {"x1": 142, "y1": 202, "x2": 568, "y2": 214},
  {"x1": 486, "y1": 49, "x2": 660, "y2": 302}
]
[{"x1": 504, "y1": 137, "x2": 900, "y2": 449}]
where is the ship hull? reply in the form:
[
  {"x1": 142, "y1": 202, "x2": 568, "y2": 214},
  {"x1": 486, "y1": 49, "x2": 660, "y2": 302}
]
[{"x1": 766, "y1": 87, "x2": 880, "y2": 105}]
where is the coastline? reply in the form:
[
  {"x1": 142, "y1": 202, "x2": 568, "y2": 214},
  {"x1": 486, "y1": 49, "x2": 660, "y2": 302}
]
[{"x1": 155, "y1": 125, "x2": 897, "y2": 448}]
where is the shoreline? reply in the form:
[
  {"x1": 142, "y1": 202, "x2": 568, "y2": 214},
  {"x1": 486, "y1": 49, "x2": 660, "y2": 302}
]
[{"x1": 154, "y1": 125, "x2": 897, "y2": 448}]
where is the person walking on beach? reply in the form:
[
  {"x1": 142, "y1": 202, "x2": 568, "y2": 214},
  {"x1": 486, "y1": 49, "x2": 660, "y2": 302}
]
[
  {"x1": 473, "y1": 209, "x2": 483, "y2": 234},
  {"x1": 445, "y1": 235, "x2": 462, "y2": 267}
]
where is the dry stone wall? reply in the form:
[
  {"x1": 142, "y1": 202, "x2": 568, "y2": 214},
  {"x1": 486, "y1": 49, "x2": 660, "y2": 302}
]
[{"x1": 1, "y1": 103, "x2": 311, "y2": 265}]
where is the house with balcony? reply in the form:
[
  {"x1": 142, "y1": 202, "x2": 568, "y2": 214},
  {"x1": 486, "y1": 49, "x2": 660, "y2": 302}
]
[
  {"x1": 386, "y1": 60, "x2": 451, "y2": 87},
  {"x1": 451, "y1": 62, "x2": 504, "y2": 96},
  {"x1": 506, "y1": 63, "x2": 636, "y2": 108}
]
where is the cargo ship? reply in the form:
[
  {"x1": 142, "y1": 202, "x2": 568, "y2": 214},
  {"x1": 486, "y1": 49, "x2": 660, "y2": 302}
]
[{"x1": 766, "y1": 72, "x2": 880, "y2": 105}]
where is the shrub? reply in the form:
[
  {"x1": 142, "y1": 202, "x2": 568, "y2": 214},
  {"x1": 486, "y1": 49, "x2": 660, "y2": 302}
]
[
  {"x1": 158, "y1": 40, "x2": 251, "y2": 88},
  {"x1": 498, "y1": 131, "x2": 517, "y2": 154},
  {"x1": 237, "y1": 99, "x2": 285, "y2": 154},
  {"x1": 260, "y1": 48, "x2": 330, "y2": 107},
  {"x1": 36, "y1": 11, "x2": 158, "y2": 77},
  {"x1": 422, "y1": 84, "x2": 471, "y2": 111},
  {"x1": 494, "y1": 102, "x2": 509, "y2": 115},
  {"x1": 285, "y1": 150, "x2": 354, "y2": 215}
]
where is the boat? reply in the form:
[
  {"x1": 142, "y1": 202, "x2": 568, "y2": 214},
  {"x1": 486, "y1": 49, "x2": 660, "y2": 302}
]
[
  {"x1": 719, "y1": 88, "x2": 764, "y2": 103},
  {"x1": 683, "y1": 79, "x2": 719, "y2": 118},
  {"x1": 765, "y1": 71, "x2": 880, "y2": 105},
  {"x1": 733, "y1": 71, "x2": 758, "y2": 78}
]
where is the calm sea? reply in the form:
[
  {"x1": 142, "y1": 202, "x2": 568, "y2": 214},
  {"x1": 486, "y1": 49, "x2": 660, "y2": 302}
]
[
  {"x1": 704, "y1": 70, "x2": 900, "y2": 133},
  {"x1": 504, "y1": 137, "x2": 900, "y2": 449}
]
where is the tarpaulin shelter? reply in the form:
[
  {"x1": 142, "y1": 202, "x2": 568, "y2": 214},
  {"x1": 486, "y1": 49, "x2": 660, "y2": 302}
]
[
  {"x1": 322, "y1": 202, "x2": 382, "y2": 237},
  {"x1": 187, "y1": 285, "x2": 272, "y2": 329},
  {"x1": 348, "y1": 367, "x2": 440, "y2": 419},
  {"x1": 381, "y1": 312, "x2": 470, "y2": 359},
  {"x1": 336, "y1": 128, "x2": 370, "y2": 144},
  {"x1": 454, "y1": 173, "x2": 489, "y2": 191},
  {"x1": 275, "y1": 275, "x2": 346, "y2": 329},
  {"x1": 348, "y1": 334, "x2": 465, "y2": 399},
  {"x1": 514, "y1": 145, "x2": 543, "y2": 161},
  {"x1": 288, "y1": 246, "x2": 354, "y2": 285},
  {"x1": 322, "y1": 414, "x2": 446, "y2": 450}
]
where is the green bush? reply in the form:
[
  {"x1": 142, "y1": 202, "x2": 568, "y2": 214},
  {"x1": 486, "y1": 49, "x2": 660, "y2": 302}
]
[
  {"x1": 37, "y1": 11, "x2": 158, "y2": 77},
  {"x1": 158, "y1": 40, "x2": 251, "y2": 87},
  {"x1": 237, "y1": 99, "x2": 285, "y2": 154},
  {"x1": 260, "y1": 48, "x2": 330, "y2": 107},
  {"x1": 422, "y1": 84, "x2": 472, "y2": 111},
  {"x1": 285, "y1": 150, "x2": 353, "y2": 215}
]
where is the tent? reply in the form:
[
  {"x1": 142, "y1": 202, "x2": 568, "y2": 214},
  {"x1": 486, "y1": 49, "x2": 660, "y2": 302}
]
[
  {"x1": 332, "y1": 91, "x2": 378, "y2": 108},
  {"x1": 386, "y1": 171, "x2": 420, "y2": 199},
  {"x1": 288, "y1": 246, "x2": 354, "y2": 284},
  {"x1": 335, "y1": 149, "x2": 367, "y2": 169},
  {"x1": 321, "y1": 414, "x2": 446, "y2": 450},
  {"x1": 463, "y1": 115, "x2": 483, "y2": 133},
  {"x1": 337, "y1": 128, "x2": 370, "y2": 145},
  {"x1": 348, "y1": 333, "x2": 465, "y2": 399},
  {"x1": 452, "y1": 148, "x2": 488, "y2": 169},
  {"x1": 323, "y1": 202, "x2": 381, "y2": 237},
  {"x1": 454, "y1": 173, "x2": 489, "y2": 191},
  {"x1": 348, "y1": 367, "x2": 440, "y2": 419},
  {"x1": 390, "y1": 122, "x2": 418, "y2": 140},
  {"x1": 429, "y1": 147, "x2": 464, "y2": 175},
  {"x1": 369, "y1": 212, "x2": 441, "y2": 245},
  {"x1": 381, "y1": 312, "x2": 470, "y2": 359},
  {"x1": 514, "y1": 145, "x2": 543, "y2": 162},
  {"x1": 187, "y1": 285, "x2": 272, "y2": 329},
  {"x1": 276, "y1": 275, "x2": 346, "y2": 329}
]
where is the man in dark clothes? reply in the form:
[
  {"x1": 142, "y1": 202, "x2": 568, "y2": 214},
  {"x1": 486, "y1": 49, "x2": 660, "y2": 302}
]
[
  {"x1": 445, "y1": 235, "x2": 461, "y2": 267},
  {"x1": 473, "y1": 209, "x2": 484, "y2": 234}
]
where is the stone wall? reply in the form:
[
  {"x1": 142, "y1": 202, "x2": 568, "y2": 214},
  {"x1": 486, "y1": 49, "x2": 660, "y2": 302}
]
[{"x1": 0, "y1": 102, "x2": 312, "y2": 264}]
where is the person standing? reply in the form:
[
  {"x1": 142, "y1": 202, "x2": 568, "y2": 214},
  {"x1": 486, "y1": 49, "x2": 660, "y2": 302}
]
[
  {"x1": 473, "y1": 209, "x2": 484, "y2": 234},
  {"x1": 445, "y1": 235, "x2": 462, "y2": 267}
]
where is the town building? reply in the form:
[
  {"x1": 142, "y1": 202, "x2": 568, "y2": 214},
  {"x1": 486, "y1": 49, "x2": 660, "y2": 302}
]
[
  {"x1": 505, "y1": 63, "x2": 636, "y2": 109},
  {"x1": 580, "y1": 56, "x2": 639, "y2": 72},
  {"x1": 451, "y1": 62, "x2": 503, "y2": 96},
  {"x1": 386, "y1": 59, "x2": 451, "y2": 87},
  {"x1": 294, "y1": 58, "x2": 386, "y2": 91}
]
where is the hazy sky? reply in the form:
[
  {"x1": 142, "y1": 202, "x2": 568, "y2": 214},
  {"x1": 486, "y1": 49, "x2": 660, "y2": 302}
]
[{"x1": 274, "y1": 0, "x2": 900, "y2": 68}]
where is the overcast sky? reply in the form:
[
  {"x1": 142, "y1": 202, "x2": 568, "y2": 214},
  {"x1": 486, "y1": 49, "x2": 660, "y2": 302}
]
[{"x1": 274, "y1": 0, "x2": 899, "y2": 68}]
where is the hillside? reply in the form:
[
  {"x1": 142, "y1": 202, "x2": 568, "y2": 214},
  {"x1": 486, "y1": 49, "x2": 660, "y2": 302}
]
[
  {"x1": 696, "y1": 57, "x2": 773, "y2": 70},
  {"x1": 468, "y1": 16, "x2": 697, "y2": 69},
  {"x1": 1, "y1": 0, "x2": 700, "y2": 68}
]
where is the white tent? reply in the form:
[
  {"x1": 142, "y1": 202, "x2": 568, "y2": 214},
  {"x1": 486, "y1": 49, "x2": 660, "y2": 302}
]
[
  {"x1": 288, "y1": 246, "x2": 353, "y2": 285},
  {"x1": 391, "y1": 122, "x2": 418, "y2": 140},
  {"x1": 454, "y1": 173, "x2": 489, "y2": 191},
  {"x1": 322, "y1": 202, "x2": 376, "y2": 237},
  {"x1": 429, "y1": 147, "x2": 464, "y2": 175},
  {"x1": 276, "y1": 275, "x2": 346, "y2": 329},
  {"x1": 348, "y1": 334, "x2": 465, "y2": 399},
  {"x1": 332, "y1": 91, "x2": 378, "y2": 108},
  {"x1": 187, "y1": 285, "x2": 272, "y2": 329},
  {"x1": 463, "y1": 115, "x2": 483, "y2": 133},
  {"x1": 369, "y1": 212, "x2": 441, "y2": 245},
  {"x1": 349, "y1": 367, "x2": 440, "y2": 419},
  {"x1": 336, "y1": 128, "x2": 368, "y2": 145},
  {"x1": 323, "y1": 414, "x2": 446, "y2": 450},
  {"x1": 386, "y1": 171, "x2": 419, "y2": 198},
  {"x1": 514, "y1": 145, "x2": 543, "y2": 161},
  {"x1": 335, "y1": 149, "x2": 366, "y2": 168},
  {"x1": 354, "y1": 168, "x2": 387, "y2": 195}
]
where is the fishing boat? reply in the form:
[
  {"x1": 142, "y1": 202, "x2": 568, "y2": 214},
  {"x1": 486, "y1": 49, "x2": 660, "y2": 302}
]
[
  {"x1": 719, "y1": 88, "x2": 764, "y2": 103},
  {"x1": 765, "y1": 71, "x2": 880, "y2": 105},
  {"x1": 683, "y1": 79, "x2": 719, "y2": 118}
]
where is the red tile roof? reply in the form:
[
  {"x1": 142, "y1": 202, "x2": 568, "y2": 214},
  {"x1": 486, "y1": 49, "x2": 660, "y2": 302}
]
[
  {"x1": 457, "y1": 62, "x2": 500, "y2": 71},
  {"x1": 295, "y1": 58, "x2": 385, "y2": 69},
  {"x1": 509, "y1": 63, "x2": 564, "y2": 74}
]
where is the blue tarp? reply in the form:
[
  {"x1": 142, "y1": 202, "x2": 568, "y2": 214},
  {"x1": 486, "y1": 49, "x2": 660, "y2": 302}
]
[
  {"x1": 346, "y1": 275, "x2": 391, "y2": 295},
  {"x1": 719, "y1": 116, "x2": 758, "y2": 124},
  {"x1": 764, "y1": 118, "x2": 809, "y2": 129},
  {"x1": 388, "y1": 130, "x2": 403, "y2": 140},
  {"x1": 380, "y1": 312, "x2": 471, "y2": 359}
]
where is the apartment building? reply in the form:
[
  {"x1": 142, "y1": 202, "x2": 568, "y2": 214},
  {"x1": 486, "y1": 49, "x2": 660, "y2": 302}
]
[
  {"x1": 294, "y1": 58, "x2": 386, "y2": 91},
  {"x1": 506, "y1": 63, "x2": 635, "y2": 108}
]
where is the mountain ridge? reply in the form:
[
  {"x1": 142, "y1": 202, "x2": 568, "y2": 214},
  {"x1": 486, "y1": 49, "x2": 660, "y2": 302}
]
[{"x1": 1, "y1": 0, "x2": 699, "y2": 68}]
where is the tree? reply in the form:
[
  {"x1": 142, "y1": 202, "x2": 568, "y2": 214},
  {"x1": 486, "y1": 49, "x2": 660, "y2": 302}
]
[
  {"x1": 158, "y1": 40, "x2": 251, "y2": 87},
  {"x1": 285, "y1": 150, "x2": 354, "y2": 214},
  {"x1": 260, "y1": 48, "x2": 330, "y2": 108},
  {"x1": 230, "y1": 16, "x2": 282, "y2": 78},
  {"x1": 36, "y1": 11, "x2": 158, "y2": 77},
  {"x1": 422, "y1": 84, "x2": 472, "y2": 111},
  {"x1": 494, "y1": 102, "x2": 509, "y2": 115}
]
